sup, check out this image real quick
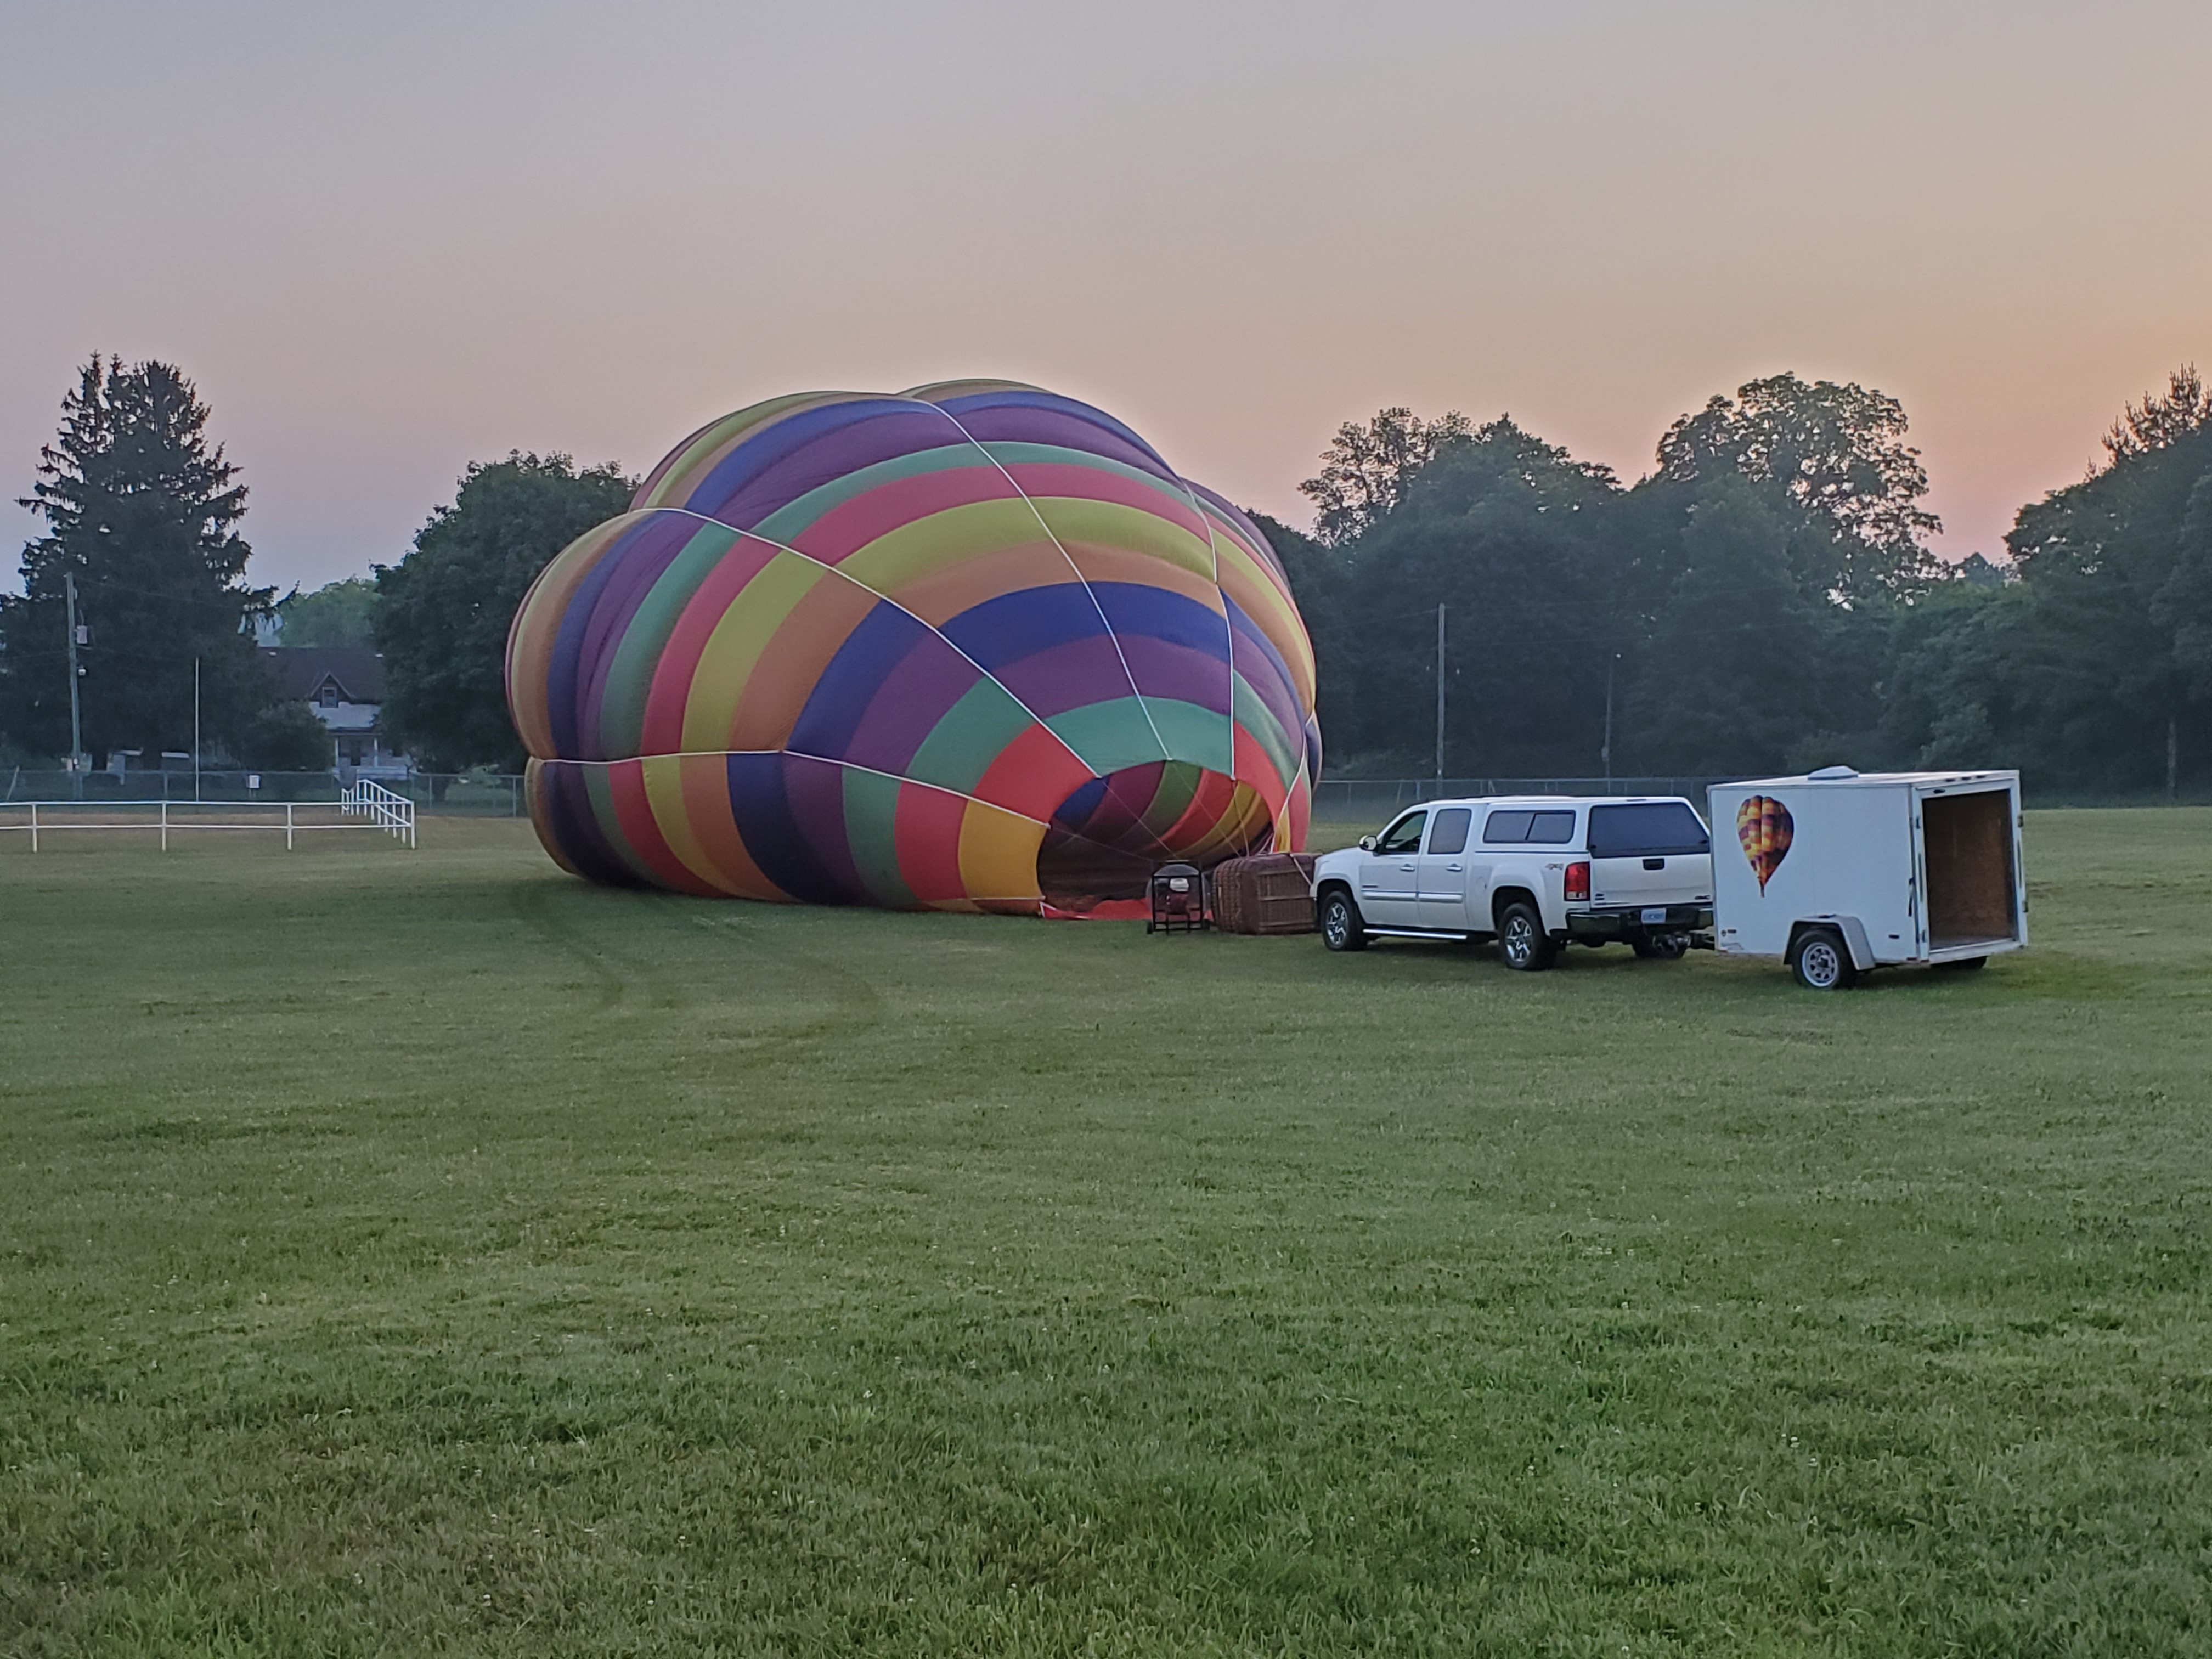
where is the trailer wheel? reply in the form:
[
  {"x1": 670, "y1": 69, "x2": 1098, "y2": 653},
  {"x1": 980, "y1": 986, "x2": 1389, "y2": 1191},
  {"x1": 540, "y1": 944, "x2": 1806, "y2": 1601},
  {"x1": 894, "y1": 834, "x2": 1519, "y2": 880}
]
[
  {"x1": 1318, "y1": 889, "x2": 1367, "y2": 952},
  {"x1": 1497, "y1": 901, "x2": 1556, "y2": 972},
  {"x1": 1935, "y1": 955, "x2": 1987, "y2": 972},
  {"x1": 1788, "y1": 926, "x2": 1856, "y2": 991}
]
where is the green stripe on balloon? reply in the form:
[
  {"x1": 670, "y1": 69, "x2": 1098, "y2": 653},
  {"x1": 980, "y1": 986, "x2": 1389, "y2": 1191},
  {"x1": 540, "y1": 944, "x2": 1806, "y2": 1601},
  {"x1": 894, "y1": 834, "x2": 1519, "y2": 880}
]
[
  {"x1": 904, "y1": 679, "x2": 1044, "y2": 798},
  {"x1": 597, "y1": 520, "x2": 742, "y2": 758},
  {"x1": 840, "y1": 765, "x2": 917, "y2": 909}
]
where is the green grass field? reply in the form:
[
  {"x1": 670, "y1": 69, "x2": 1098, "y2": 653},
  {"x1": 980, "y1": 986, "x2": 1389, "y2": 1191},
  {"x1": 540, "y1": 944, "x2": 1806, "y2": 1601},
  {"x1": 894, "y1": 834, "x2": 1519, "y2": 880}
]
[{"x1": 3, "y1": 810, "x2": 2209, "y2": 1656}]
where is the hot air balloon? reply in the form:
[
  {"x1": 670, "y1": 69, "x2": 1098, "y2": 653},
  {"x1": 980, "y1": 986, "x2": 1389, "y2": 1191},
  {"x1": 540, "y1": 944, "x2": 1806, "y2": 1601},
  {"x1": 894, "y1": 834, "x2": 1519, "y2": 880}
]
[
  {"x1": 504, "y1": 382, "x2": 1320, "y2": 916},
  {"x1": 1735, "y1": 794, "x2": 1794, "y2": 894}
]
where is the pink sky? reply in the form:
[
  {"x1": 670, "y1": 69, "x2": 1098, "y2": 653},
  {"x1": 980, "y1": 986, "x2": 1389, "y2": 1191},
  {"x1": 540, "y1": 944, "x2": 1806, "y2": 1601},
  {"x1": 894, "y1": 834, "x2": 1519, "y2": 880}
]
[{"x1": 4, "y1": 1, "x2": 2208, "y2": 592}]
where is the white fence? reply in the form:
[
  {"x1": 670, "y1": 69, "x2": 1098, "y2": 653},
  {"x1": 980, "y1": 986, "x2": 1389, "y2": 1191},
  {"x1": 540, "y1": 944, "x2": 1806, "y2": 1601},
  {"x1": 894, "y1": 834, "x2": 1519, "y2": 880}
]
[
  {"x1": 1, "y1": 788, "x2": 416, "y2": 853},
  {"x1": 340, "y1": 778, "x2": 418, "y2": 847}
]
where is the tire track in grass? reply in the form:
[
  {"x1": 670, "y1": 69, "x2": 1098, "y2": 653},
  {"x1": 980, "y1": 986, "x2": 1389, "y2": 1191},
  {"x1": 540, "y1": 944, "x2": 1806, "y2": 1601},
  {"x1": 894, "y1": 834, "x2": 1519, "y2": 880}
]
[{"x1": 507, "y1": 882, "x2": 886, "y2": 1048}]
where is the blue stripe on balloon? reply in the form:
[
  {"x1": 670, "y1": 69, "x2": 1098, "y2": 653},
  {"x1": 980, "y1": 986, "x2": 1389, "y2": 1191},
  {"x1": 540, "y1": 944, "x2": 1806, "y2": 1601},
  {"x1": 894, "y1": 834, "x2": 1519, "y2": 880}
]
[
  {"x1": 938, "y1": 583, "x2": 1110, "y2": 670},
  {"x1": 725, "y1": 753, "x2": 854, "y2": 906},
  {"x1": 1090, "y1": 582, "x2": 1233, "y2": 662},
  {"x1": 787, "y1": 601, "x2": 935, "y2": 761}
]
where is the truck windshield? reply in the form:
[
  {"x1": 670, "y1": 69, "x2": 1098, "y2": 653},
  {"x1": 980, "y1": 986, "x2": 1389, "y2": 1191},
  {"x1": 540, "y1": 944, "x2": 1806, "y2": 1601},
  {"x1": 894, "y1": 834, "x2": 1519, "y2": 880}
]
[{"x1": 1588, "y1": 802, "x2": 1710, "y2": 859}]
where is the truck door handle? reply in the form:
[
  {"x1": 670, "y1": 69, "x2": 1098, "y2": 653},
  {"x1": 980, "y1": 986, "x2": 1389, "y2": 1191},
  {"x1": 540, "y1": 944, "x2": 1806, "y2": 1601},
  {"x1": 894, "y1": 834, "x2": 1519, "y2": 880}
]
[
  {"x1": 1643, "y1": 857, "x2": 1665, "y2": 870},
  {"x1": 1446, "y1": 862, "x2": 1464, "y2": 872}
]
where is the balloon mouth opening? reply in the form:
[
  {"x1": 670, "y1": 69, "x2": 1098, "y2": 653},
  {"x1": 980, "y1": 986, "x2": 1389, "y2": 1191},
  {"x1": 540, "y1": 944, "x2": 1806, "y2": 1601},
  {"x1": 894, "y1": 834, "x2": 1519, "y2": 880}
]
[{"x1": 1035, "y1": 762, "x2": 1276, "y2": 913}]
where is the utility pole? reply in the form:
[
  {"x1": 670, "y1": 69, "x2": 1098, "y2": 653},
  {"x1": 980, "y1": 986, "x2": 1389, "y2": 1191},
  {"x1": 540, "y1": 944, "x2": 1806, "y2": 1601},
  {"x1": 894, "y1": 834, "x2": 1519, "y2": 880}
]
[
  {"x1": 1601, "y1": 653, "x2": 1618, "y2": 789},
  {"x1": 194, "y1": 658, "x2": 202, "y2": 803},
  {"x1": 64, "y1": 572, "x2": 84, "y2": 800},
  {"x1": 1434, "y1": 602, "x2": 1446, "y2": 782}
]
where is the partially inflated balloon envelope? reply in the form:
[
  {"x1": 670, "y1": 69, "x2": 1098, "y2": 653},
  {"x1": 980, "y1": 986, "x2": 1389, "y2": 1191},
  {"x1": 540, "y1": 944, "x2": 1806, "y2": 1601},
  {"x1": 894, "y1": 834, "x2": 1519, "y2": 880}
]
[
  {"x1": 505, "y1": 382, "x2": 1321, "y2": 915},
  {"x1": 1735, "y1": 795, "x2": 1793, "y2": 894}
]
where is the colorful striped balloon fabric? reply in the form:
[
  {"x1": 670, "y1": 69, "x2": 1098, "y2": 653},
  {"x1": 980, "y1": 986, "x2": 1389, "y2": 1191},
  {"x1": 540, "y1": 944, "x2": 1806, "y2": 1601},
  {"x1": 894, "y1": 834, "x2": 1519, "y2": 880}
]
[{"x1": 504, "y1": 382, "x2": 1321, "y2": 914}]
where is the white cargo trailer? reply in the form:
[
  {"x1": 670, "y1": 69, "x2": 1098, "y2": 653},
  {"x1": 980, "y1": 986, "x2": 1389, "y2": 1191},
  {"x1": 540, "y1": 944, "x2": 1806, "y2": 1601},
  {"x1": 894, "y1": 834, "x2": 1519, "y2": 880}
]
[{"x1": 1707, "y1": 768, "x2": 2025, "y2": 990}]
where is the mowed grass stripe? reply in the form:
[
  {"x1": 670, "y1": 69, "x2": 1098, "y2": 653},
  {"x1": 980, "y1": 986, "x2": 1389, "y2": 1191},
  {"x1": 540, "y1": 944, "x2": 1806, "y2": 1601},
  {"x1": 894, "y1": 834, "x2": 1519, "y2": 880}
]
[{"x1": 0, "y1": 810, "x2": 2208, "y2": 1655}]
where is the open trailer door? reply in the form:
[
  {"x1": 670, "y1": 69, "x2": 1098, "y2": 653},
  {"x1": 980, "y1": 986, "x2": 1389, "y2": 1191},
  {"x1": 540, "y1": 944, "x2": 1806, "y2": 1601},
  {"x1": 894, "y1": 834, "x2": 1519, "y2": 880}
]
[{"x1": 1915, "y1": 777, "x2": 2027, "y2": 961}]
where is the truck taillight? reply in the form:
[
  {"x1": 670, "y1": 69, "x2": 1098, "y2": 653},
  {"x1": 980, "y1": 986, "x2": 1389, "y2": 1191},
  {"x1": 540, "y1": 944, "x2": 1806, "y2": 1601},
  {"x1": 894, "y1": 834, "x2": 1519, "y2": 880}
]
[{"x1": 1565, "y1": 861, "x2": 1590, "y2": 901}]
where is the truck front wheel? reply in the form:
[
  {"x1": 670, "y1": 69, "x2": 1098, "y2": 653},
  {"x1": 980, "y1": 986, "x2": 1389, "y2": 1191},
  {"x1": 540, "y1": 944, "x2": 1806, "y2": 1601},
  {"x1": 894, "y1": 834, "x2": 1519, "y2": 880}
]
[
  {"x1": 1319, "y1": 889, "x2": 1367, "y2": 952},
  {"x1": 1497, "y1": 901, "x2": 1556, "y2": 972},
  {"x1": 1789, "y1": 927, "x2": 1857, "y2": 991}
]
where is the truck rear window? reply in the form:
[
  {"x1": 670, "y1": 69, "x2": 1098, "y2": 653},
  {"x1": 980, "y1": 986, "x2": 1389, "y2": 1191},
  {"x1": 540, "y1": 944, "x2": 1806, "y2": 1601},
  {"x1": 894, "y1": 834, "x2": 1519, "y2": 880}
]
[{"x1": 1587, "y1": 802, "x2": 1710, "y2": 859}]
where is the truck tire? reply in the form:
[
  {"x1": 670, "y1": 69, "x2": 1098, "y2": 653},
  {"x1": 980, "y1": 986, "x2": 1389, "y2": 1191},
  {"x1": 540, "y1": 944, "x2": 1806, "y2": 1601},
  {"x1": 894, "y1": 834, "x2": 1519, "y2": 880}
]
[
  {"x1": 1632, "y1": 933, "x2": 1687, "y2": 960},
  {"x1": 1496, "y1": 900, "x2": 1556, "y2": 972},
  {"x1": 1788, "y1": 926, "x2": 1857, "y2": 991},
  {"x1": 1318, "y1": 889, "x2": 1368, "y2": 952}
]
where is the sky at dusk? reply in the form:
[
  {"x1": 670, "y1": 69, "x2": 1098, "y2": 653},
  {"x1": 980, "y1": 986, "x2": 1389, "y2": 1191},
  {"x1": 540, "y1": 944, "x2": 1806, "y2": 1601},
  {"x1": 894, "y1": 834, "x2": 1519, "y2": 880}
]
[{"x1": 4, "y1": 0, "x2": 2208, "y2": 595}]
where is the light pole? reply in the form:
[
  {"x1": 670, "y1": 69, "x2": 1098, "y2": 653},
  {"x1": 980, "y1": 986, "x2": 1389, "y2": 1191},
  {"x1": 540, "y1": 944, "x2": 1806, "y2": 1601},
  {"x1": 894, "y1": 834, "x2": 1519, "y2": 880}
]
[
  {"x1": 1434, "y1": 602, "x2": 1446, "y2": 783},
  {"x1": 64, "y1": 572, "x2": 85, "y2": 799},
  {"x1": 1601, "y1": 652, "x2": 1618, "y2": 789},
  {"x1": 193, "y1": 657, "x2": 201, "y2": 803}
]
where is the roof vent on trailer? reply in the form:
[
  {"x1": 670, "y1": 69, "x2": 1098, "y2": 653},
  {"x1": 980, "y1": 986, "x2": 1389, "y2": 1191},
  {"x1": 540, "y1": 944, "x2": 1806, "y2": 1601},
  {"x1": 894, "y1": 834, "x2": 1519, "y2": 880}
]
[{"x1": 1808, "y1": 765, "x2": 1859, "y2": 780}]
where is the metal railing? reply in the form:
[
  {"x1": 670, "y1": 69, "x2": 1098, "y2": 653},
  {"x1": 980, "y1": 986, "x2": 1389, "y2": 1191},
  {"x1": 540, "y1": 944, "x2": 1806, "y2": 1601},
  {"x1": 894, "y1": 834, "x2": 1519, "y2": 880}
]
[{"x1": 340, "y1": 778, "x2": 418, "y2": 847}]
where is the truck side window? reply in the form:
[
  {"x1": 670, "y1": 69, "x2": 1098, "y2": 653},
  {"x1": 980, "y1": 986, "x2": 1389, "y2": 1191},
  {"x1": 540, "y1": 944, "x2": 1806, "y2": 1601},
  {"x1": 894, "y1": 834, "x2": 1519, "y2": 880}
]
[
  {"x1": 1587, "y1": 802, "x2": 1711, "y2": 858},
  {"x1": 1482, "y1": 810, "x2": 1533, "y2": 844},
  {"x1": 1427, "y1": 807, "x2": 1471, "y2": 855},
  {"x1": 1527, "y1": 810, "x2": 1576, "y2": 844},
  {"x1": 1376, "y1": 811, "x2": 1427, "y2": 855}
]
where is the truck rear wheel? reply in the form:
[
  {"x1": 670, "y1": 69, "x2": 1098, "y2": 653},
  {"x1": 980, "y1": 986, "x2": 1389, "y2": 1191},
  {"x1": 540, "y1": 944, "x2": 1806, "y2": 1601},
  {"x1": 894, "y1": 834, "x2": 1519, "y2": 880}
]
[
  {"x1": 1497, "y1": 901, "x2": 1556, "y2": 972},
  {"x1": 1789, "y1": 927, "x2": 1856, "y2": 991},
  {"x1": 1318, "y1": 889, "x2": 1367, "y2": 952}
]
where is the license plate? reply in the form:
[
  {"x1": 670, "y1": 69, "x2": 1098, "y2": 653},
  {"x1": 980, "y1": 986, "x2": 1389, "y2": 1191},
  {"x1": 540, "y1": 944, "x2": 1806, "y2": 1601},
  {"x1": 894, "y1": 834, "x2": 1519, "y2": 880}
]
[{"x1": 1641, "y1": 907, "x2": 1669, "y2": 924}]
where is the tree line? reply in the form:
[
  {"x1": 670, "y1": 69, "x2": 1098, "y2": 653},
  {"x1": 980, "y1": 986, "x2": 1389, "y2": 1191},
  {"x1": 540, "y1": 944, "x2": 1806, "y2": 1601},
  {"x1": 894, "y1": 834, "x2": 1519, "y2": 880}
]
[
  {"x1": 1256, "y1": 369, "x2": 2212, "y2": 793},
  {"x1": 5, "y1": 356, "x2": 2208, "y2": 795}
]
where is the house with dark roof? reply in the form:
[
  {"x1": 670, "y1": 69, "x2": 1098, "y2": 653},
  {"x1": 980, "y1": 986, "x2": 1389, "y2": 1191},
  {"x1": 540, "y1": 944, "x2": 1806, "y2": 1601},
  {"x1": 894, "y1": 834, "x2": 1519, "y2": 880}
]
[{"x1": 259, "y1": 646, "x2": 410, "y2": 779}]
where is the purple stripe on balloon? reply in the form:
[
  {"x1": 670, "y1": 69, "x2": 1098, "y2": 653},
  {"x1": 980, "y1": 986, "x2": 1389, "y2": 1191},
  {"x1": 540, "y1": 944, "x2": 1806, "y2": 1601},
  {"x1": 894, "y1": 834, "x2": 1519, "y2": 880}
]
[
  {"x1": 936, "y1": 403, "x2": 1181, "y2": 485},
  {"x1": 543, "y1": 761, "x2": 644, "y2": 888},
  {"x1": 932, "y1": 391, "x2": 1176, "y2": 479},
  {"x1": 571, "y1": 515, "x2": 698, "y2": 760},
  {"x1": 989, "y1": 634, "x2": 1141, "y2": 719},
  {"x1": 780, "y1": 754, "x2": 870, "y2": 901},
  {"x1": 692, "y1": 407, "x2": 969, "y2": 531},
  {"x1": 1118, "y1": 635, "x2": 1234, "y2": 714},
  {"x1": 836, "y1": 635, "x2": 986, "y2": 776},
  {"x1": 1228, "y1": 597, "x2": 1305, "y2": 745}
]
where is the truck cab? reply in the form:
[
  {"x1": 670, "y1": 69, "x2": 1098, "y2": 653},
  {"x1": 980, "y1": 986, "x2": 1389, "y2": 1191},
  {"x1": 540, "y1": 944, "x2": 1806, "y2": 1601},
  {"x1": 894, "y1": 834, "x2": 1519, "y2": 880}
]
[{"x1": 1312, "y1": 795, "x2": 1714, "y2": 969}]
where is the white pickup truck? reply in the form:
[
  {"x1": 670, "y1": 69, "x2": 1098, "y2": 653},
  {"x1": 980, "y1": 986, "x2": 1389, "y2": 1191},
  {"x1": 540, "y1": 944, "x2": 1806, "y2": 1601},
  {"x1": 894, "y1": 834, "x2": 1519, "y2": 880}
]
[{"x1": 1311, "y1": 795, "x2": 1714, "y2": 970}]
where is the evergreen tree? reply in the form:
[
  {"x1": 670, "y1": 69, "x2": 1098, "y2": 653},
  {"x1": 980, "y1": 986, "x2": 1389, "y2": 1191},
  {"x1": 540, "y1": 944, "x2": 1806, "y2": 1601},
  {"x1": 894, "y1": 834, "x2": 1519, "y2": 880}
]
[{"x1": 1, "y1": 357, "x2": 270, "y2": 762}]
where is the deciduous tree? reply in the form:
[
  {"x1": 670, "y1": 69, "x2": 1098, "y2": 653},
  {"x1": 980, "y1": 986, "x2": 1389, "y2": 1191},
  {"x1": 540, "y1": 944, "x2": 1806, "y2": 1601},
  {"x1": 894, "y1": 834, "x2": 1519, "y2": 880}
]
[
  {"x1": 375, "y1": 453, "x2": 634, "y2": 771},
  {"x1": 1655, "y1": 373, "x2": 1942, "y2": 601},
  {"x1": 1297, "y1": 407, "x2": 1473, "y2": 546}
]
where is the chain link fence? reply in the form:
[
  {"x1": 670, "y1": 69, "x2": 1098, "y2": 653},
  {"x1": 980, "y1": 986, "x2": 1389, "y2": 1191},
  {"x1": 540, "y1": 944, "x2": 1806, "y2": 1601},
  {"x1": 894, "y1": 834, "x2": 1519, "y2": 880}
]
[{"x1": 1311, "y1": 776, "x2": 1726, "y2": 821}]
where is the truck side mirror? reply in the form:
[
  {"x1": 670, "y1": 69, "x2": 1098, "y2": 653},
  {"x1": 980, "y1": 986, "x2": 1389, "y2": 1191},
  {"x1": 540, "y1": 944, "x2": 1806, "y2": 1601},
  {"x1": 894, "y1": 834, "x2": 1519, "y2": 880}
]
[{"x1": 1358, "y1": 834, "x2": 1376, "y2": 852}]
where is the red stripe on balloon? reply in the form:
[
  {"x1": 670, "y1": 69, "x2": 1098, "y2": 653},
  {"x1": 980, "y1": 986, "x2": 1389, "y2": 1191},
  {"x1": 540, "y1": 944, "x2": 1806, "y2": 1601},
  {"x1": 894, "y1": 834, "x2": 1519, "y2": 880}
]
[
  {"x1": 787, "y1": 465, "x2": 1020, "y2": 564},
  {"x1": 606, "y1": 758, "x2": 723, "y2": 897},
  {"x1": 638, "y1": 535, "x2": 780, "y2": 757},
  {"x1": 970, "y1": 723, "x2": 1097, "y2": 821},
  {"x1": 893, "y1": 782, "x2": 970, "y2": 904}
]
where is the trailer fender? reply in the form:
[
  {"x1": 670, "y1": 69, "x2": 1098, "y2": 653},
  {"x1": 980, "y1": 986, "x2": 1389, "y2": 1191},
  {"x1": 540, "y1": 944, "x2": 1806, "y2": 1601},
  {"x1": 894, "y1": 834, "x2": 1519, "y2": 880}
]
[{"x1": 1795, "y1": 914, "x2": 1875, "y2": 972}]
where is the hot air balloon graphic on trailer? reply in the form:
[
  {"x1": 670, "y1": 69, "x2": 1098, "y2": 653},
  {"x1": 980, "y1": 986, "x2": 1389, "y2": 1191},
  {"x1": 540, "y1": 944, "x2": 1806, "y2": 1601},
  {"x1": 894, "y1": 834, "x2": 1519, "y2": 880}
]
[{"x1": 1735, "y1": 794, "x2": 1793, "y2": 894}]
